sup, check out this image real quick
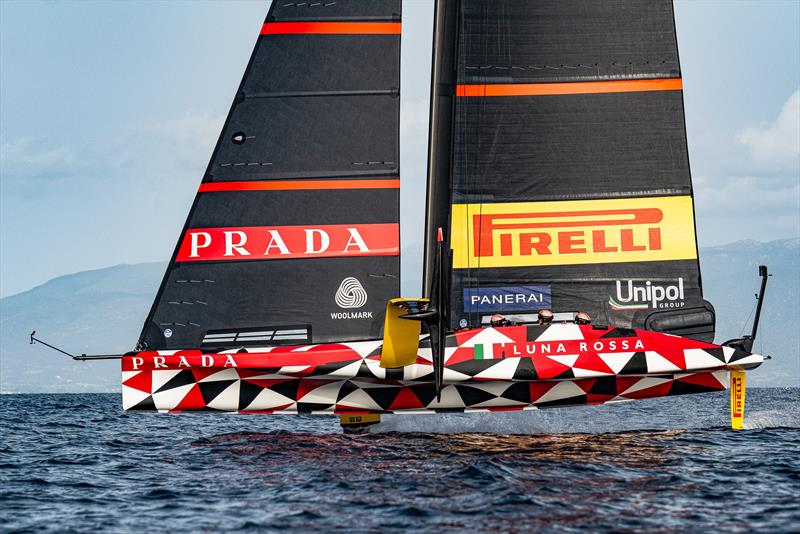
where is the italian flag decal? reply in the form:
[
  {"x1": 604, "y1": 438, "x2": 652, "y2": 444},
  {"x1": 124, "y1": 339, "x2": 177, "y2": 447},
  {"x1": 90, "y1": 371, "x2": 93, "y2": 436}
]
[{"x1": 463, "y1": 328, "x2": 515, "y2": 360}]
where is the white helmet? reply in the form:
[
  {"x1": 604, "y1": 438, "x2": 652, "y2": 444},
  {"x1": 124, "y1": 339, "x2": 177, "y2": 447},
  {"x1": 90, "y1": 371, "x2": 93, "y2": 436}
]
[{"x1": 574, "y1": 311, "x2": 592, "y2": 325}]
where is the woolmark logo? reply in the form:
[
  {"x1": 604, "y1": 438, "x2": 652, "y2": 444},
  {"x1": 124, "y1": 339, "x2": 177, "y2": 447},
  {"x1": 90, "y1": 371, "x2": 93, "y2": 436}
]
[
  {"x1": 335, "y1": 277, "x2": 368, "y2": 309},
  {"x1": 609, "y1": 278, "x2": 686, "y2": 310}
]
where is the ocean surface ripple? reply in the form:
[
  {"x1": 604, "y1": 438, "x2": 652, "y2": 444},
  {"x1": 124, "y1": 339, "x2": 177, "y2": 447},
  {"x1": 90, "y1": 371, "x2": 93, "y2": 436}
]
[{"x1": 1, "y1": 389, "x2": 798, "y2": 532}]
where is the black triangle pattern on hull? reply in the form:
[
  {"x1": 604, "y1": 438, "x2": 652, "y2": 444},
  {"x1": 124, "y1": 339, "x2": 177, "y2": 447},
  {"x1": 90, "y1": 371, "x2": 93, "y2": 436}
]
[
  {"x1": 668, "y1": 380, "x2": 721, "y2": 396},
  {"x1": 727, "y1": 349, "x2": 755, "y2": 364},
  {"x1": 268, "y1": 379, "x2": 301, "y2": 402},
  {"x1": 620, "y1": 352, "x2": 648, "y2": 375},
  {"x1": 408, "y1": 384, "x2": 440, "y2": 408},
  {"x1": 553, "y1": 368, "x2": 575, "y2": 380},
  {"x1": 384, "y1": 367, "x2": 404, "y2": 381},
  {"x1": 601, "y1": 328, "x2": 638, "y2": 339},
  {"x1": 356, "y1": 361, "x2": 376, "y2": 378},
  {"x1": 589, "y1": 377, "x2": 618, "y2": 396},
  {"x1": 313, "y1": 359, "x2": 361, "y2": 376},
  {"x1": 536, "y1": 394, "x2": 588, "y2": 409},
  {"x1": 238, "y1": 380, "x2": 265, "y2": 411},
  {"x1": 448, "y1": 359, "x2": 488, "y2": 376},
  {"x1": 363, "y1": 384, "x2": 403, "y2": 411},
  {"x1": 154, "y1": 370, "x2": 196, "y2": 394},
  {"x1": 456, "y1": 384, "x2": 501, "y2": 406},
  {"x1": 130, "y1": 396, "x2": 157, "y2": 411},
  {"x1": 199, "y1": 380, "x2": 237, "y2": 405},
  {"x1": 704, "y1": 347, "x2": 727, "y2": 363},
  {"x1": 336, "y1": 380, "x2": 361, "y2": 403},
  {"x1": 512, "y1": 357, "x2": 537, "y2": 381},
  {"x1": 502, "y1": 382, "x2": 532, "y2": 404}
]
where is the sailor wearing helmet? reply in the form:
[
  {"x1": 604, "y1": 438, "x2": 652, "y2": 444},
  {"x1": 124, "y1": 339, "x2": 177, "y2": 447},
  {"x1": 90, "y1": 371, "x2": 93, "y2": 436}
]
[{"x1": 537, "y1": 309, "x2": 554, "y2": 325}]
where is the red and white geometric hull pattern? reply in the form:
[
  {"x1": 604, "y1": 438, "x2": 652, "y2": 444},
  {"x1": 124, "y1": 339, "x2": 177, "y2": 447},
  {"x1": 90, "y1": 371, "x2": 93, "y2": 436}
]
[{"x1": 122, "y1": 324, "x2": 763, "y2": 413}]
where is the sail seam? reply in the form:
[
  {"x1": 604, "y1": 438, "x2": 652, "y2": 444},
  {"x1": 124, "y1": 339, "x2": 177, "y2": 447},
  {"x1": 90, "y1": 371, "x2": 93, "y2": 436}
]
[{"x1": 244, "y1": 89, "x2": 399, "y2": 99}]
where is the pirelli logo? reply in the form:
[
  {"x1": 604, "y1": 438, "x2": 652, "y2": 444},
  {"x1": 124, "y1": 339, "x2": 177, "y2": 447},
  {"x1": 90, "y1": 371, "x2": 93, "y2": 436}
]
[{"x1": 450, "y1": 196, "x2": 698, "y2": 268}]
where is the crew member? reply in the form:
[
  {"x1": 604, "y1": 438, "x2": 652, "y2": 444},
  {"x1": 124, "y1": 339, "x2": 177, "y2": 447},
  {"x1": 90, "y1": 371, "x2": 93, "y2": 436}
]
[
  {"x1": 574, "y1": 311, "x2": 592, "y2": 325},
  {"x1": 490, "y1": 314, "x2": 511, "y2": 327},
  {"x1": 537, "y1": 309, "x2": 554, "y2": 325}
]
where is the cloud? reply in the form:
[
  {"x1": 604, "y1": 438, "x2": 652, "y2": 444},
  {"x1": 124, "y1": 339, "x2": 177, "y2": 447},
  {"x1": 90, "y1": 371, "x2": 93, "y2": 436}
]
[
  {"x1": 0, "y1": 110, "x2": 223, "y2": 195},
  {"x1": 130, "y1": 111, "x2": 224, "y2": 170},
  {"x1": 694, "y1": 173, "x2": 800, "y2": 245},
  {"x1": 737, "y1": 90, "x2": 800, "y2": 165},
  {"x1": 0, "y1": 138, "x2": 79, "y2": 180},
  {"x1": 690, "y1": 89, "x2": 800, "y2": 246}
]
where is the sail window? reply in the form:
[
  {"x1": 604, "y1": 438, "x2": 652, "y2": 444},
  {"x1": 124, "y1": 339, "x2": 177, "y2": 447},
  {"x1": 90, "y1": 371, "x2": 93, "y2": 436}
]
[{"x1": 201, "y1": 325, "x2": 311, "y2": 348}]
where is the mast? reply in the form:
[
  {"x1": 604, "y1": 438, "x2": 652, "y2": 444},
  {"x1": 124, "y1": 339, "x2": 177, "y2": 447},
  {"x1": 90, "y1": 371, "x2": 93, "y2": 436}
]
[{"x1": 422, "y1": 0, "x2": 459, "y2": 298}]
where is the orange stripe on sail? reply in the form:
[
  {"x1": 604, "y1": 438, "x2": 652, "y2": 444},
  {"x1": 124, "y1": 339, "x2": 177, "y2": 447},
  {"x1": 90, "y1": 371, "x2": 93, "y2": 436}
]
[
  {"x1": 261, "y1": 22, "x2": 401, "y2": 35},
  {"x1": 198, "y1": 179, "x2": 400, "y2": 193},
  {"x1": 456, "y1": 78, "x2": 683, "y2": 97}
]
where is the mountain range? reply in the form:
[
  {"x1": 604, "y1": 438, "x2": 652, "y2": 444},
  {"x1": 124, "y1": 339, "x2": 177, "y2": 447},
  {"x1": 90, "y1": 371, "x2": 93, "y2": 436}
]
[{"x1": 1, "y1": 238, "x2": 797, "y2": 392}]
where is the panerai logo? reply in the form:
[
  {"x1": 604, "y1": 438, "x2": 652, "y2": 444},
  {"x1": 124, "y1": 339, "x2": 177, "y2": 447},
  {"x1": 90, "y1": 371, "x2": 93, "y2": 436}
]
[
  {"x1": 464, "y1": 285, "x2": 552, "y2": 313},
  {"x1": 331, "y1": 277, "x2": 373, "y2": 320},
  {"x1": 609, "y1": 278, "x2": 685, "y2": 310}
]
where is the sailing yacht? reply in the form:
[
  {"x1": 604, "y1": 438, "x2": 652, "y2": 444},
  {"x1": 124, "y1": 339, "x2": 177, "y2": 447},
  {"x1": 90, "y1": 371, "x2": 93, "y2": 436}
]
[{"x1": 108, "y1": 0, "x2": 766, "y2": 430}]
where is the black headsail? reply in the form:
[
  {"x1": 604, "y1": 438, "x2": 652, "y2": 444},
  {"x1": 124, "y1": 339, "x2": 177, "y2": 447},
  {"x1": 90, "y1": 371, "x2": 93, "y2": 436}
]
[
  {"x1": 425, "y1": 0, "x2": 715, "y2": 342},
  {"x1": 138, "y1": 1, "x2": 402, "y2": 350}
]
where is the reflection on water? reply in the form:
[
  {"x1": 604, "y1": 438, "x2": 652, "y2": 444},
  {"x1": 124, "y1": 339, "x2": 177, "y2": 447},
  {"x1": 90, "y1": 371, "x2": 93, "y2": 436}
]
[
  {"x1": 197, "y1": 429, "x2": 693, "y2": 470},
  {"x1": 1, "y1": 389, "x2": 798, "y2": 532}
]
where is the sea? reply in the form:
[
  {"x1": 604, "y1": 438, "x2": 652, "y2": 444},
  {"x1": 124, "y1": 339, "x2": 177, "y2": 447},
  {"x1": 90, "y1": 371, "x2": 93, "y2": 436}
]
[{"x1": 1, "y1": 389, "x2": 798, "y2": 532}]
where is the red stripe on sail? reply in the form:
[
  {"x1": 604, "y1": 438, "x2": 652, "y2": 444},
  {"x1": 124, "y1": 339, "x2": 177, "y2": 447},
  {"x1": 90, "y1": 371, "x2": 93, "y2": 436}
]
[
  {"x1": 198, "y1": 179, "x2": 400, "y2": 193},
  {"x1": 261, "y1": 22, "x2": 401, "y2": 35},
  {"x1": 176, "y1": 223, "x2": 399, "y2": 263},
  {"x1": 456, "y1": 78, "x2": 683, "y2": 97}
]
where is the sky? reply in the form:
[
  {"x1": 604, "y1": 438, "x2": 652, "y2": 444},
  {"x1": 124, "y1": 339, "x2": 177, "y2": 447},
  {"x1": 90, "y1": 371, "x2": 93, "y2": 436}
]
[{"x1": 1, "y1": 0, "x2": 798, "y2": 298}]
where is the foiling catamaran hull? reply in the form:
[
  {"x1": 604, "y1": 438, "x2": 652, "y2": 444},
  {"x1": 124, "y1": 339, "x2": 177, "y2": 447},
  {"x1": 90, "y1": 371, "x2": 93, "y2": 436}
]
[
  {"x1": 122, "y1": 323, "x2": 763, "y2": 413},
  {"x1": 28, "y1": 0, "x2": 768, "y2": 431}
]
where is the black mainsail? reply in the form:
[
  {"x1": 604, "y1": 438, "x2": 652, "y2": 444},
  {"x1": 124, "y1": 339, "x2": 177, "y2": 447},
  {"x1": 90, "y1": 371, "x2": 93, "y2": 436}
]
[
  {"x1": 138, "y1": 1, "x2": 402, "y2": 350},
  {"x1": 425, "y1": 0, "x2": 715, "y2": 342}
]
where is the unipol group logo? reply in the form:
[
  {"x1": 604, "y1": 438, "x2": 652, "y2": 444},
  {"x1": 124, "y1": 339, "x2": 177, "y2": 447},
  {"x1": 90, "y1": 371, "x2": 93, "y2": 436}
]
[
  {"x1": 609, "y1": 278, "x2": 686, "y2": 311},
  {"x1": 450, "y1": 197, "x2": 697, "y2": 269},
  {"x1": 176, "y1": 223, "x2": 399, "y2": 262},
  {"x1": 335, "y1": 277, "x2": 368, "y2": 309}
]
